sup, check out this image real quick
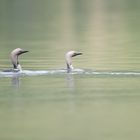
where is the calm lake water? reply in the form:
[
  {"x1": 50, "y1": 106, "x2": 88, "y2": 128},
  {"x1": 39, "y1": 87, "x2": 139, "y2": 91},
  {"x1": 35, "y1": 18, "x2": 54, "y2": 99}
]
[{"x1": 0, "y1": 0, "x2": 140, "y2": 140}]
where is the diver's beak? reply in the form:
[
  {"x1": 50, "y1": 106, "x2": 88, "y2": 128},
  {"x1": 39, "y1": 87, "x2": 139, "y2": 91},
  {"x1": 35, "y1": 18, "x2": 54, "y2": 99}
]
[
  {"x1": 19, "y1": 50, "x2": 29, "y2": 55},
  {"x1": 72, "y1": 52, "x2": 83, "y2": 57},
  {"x1": 22, "y1": 50, "x2": 29, "y2": 54},
  {"x1": 76, "y1": 52, "x2": 82, "y2": 55}
]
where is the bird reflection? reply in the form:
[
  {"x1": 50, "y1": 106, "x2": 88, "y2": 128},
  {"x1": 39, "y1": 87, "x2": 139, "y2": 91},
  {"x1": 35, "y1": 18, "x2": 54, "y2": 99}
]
[
  {"x1": 66, "y1": 74, "x2": 75, "y2": 90},
  {"x1": 11, "y1": 75, "x2": 20, "y2": 88}
]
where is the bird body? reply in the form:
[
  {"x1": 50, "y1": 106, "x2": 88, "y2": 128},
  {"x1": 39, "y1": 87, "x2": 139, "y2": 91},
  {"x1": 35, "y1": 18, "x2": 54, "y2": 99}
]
[
  {"x1": 10, "y1": 48, "x2": 28, "y2": 72},
  {"x1": 3, "y1": 49, "x2": 82, "y2": 73},
  {"x1": 65, "y1": 51, "x2": 82, "y2": 73}
]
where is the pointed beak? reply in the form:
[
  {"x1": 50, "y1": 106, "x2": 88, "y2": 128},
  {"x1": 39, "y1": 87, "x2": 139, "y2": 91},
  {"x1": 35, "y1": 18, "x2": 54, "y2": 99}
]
[
  {"x1": 72, "y1": 52, "x2": 83, "y2": 57},
  {"x1": 22, "y1": 50, "x2": 29, "y2": 54},
  {"x1": 76, "y1": 52, "x2": 82, "y2": 55},
  {"x1": 18, "y1": 50, "x2": 29, "y2": 55}
]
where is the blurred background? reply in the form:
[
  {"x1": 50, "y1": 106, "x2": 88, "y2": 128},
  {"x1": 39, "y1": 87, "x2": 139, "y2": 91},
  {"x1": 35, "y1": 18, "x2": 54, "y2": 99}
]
[
  {"x1": 0, "y1": 0, "x2": 140, "y2": 70},
  {"x1": 0, "y1": 1, "x2": 140, "y2": 140}
]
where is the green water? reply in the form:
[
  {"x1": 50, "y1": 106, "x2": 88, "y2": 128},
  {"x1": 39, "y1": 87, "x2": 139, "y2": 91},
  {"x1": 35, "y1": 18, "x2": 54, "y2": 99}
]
[{"x1": 0, "y1": 0, "x2": 140, "y2": 140}]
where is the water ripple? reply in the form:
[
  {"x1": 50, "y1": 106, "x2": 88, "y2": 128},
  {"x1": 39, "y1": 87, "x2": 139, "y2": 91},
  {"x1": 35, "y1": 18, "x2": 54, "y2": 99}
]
[{"x1": 0, "y1": 69, "x2": 140, "y2": 77}]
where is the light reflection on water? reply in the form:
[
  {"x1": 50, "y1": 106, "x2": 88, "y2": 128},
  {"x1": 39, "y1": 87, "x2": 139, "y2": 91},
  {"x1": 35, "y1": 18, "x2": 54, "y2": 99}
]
[{"x1": 1, "y1": 69, "x2": 140, "y2": 89}]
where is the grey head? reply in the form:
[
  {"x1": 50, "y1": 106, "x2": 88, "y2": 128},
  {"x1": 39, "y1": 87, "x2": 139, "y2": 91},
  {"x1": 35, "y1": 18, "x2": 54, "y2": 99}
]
[
  {"x1": 10, "y1": 48, "x2": 28, "y2": 71},
  {"x1": 65, "y1": 51, "x2": 82, "y2": 73}
]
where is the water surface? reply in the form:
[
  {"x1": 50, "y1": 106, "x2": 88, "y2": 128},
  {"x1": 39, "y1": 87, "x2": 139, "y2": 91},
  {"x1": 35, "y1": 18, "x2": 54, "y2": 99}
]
[{"x1": 0, "y1": 0, "x2": 140, "y2": 140}]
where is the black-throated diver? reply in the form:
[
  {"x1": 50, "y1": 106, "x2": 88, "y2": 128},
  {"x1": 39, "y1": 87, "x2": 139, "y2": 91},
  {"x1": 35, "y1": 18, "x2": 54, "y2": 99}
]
[
  {"x1": 4, "y1": 48, "x2": 28, "y2": 72},
  {"x1": 65, "y1": 51, "x2": 82, "y2": 73}
]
